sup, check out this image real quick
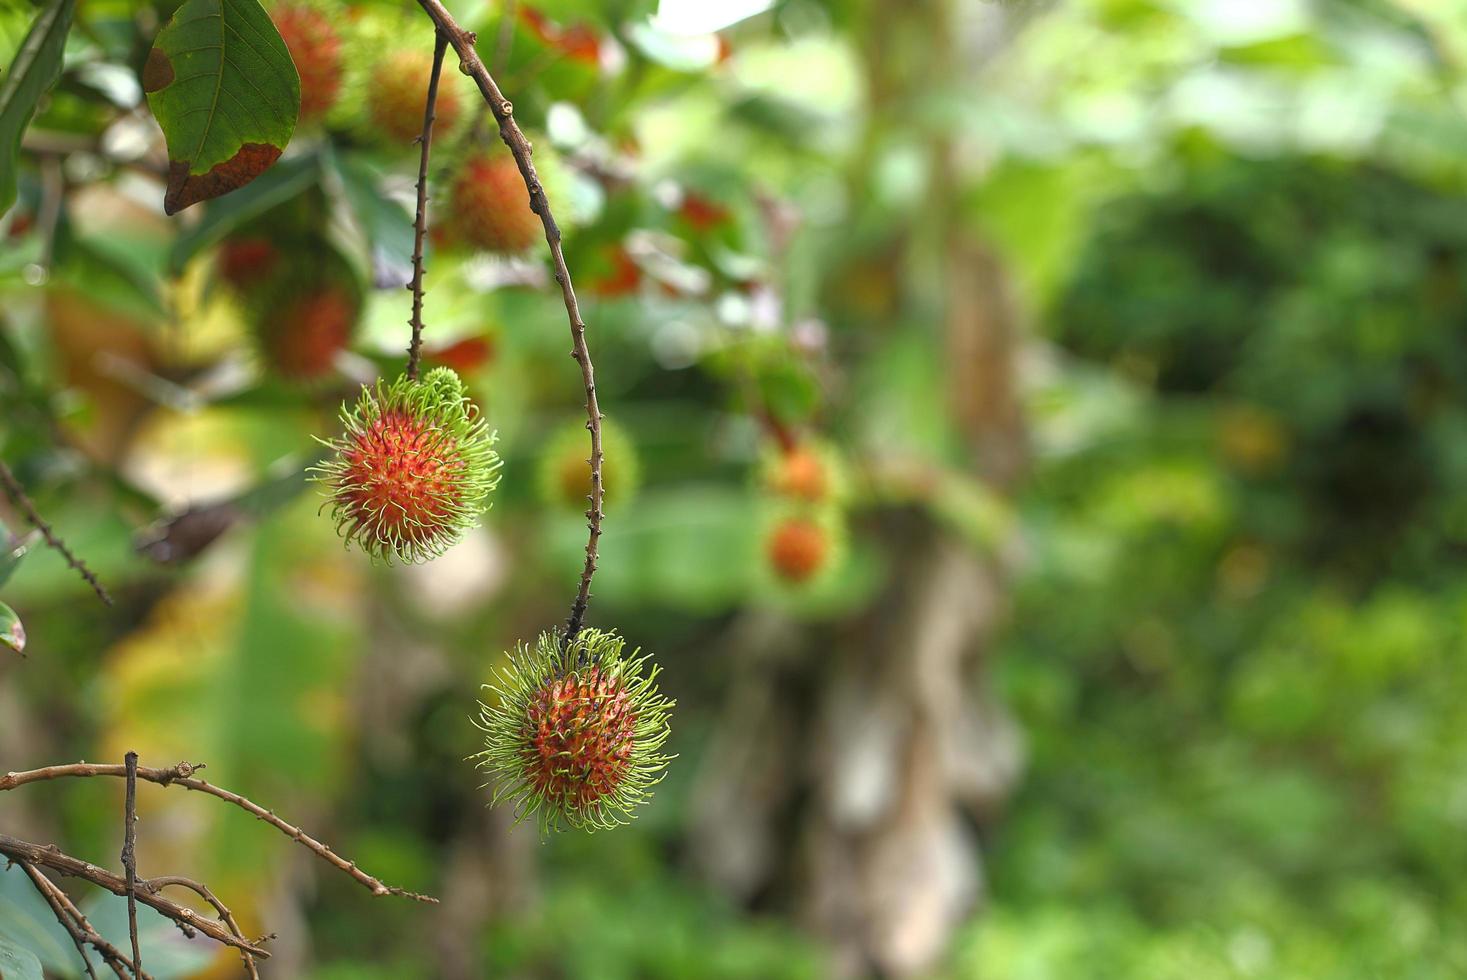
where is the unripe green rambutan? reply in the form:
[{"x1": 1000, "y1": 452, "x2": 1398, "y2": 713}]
[
  {"x1": 537, "y1": 417, "x2": 639, "y2": 511},
  {"x1": 474, "y1": 628, "x2": 674, "y2": 832},
  {"x1": 367, "y1": 47, "x2": 463, "y2": 146},
  {"x1": 311, "y1": 367, "x2": 501, "y2": 563},
  {"x1": 270, "y1": 2, "x2": 344, "y2": 123}
]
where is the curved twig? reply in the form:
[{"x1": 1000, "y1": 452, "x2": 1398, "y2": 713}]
[
  {"x1": 143, "y1": 876, "x2": 259, "y2": 979},
  {"x1": 0, "y1": 761, "x2": 437, "y2": 903},
  {"x1": 412, "y1": 0, "x2": 604, "y2": 641},
  {"x1": 0, "y1": 835, "x2": 270, "y2": 957}
]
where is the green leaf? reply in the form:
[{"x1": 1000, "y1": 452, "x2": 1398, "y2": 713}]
[
  {"x1": 0, "y1": 600, "x2": 22, "y2": 654},
  {"x1": 0, "y1": 864, "x2": 73, "y2": 975},
  {"x1": 0, "y1": 0, "x2": 77, "y2": 217},
  {"x1": 0, "y1": 938, "x2": 43, "y2": 980},
  {"x1": 327, "y1": 150, "x2": 414, "y2": 287},
  {"x1": 143, "y1": 0, "x2": 299, "y2": 215}
]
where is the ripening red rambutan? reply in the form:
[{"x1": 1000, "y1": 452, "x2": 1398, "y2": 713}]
[
  {"x1": 443, "y1": 152, "x2": 542, "y2": 255},
  {"x1": 215, "y1": 236, "x2": 280, "y2": 291},
  {"x1": 271, "y1": 2, "x2": 343, "y2": 123},
  {"x1": 475, "y1": 628, "x2": 674, "y2": 832},
  {"x1": 312, "y1": 368, "x2": 501, "y2": 563},
  {"x1": 249, "y1": 276, "x2": 360, "y2": 382},
  {"x1": 766, "y1": 515, "x2": 829, "y2": 583},
  {"x1": 367, "y1": 48, "x2": 463, "y2": 145}
]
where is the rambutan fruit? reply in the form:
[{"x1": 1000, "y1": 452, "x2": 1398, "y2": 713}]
[
  {"x1": 443, "y1": 152, "x2": 541, "y2": 255},
  {"x1": 215, "y1": 236, "x2": 280, "y2": 291},
  {"x1": 270, "y1": 1, "x2": 344, "y2": 123},
  {"x1": 311, "y1": 367, "x2": 501, "y2": 563},
  {"x1": 367, "y1": 47, "x2": 463, "y2": 146},
  {"x1": 474, "y1": 628, "x2": 674, "y2": 832},
  {"x1": 760, "y1": 439, "x2": 846, "y2": 507},
  {"x1": 766, "y1": 515, "x2": 830, "y2": 584},
  {"x1": 538, "y1": 417, "x2": 639, "y2": 512},
  {"x1": 440, "y1": 141, "x2": 568, "y2": 255},
  {"x1": 245, "y1": 251, "x2": 362, "y2": 382}
]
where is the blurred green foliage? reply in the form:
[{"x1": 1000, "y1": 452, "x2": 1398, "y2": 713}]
[{"x1": 4, "y1": 0, "x2": 1467, "y2": 977}]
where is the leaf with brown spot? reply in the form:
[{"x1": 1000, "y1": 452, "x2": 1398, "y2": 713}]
[{"x1": 143, "y1": 0, "x2": 300, "y2": 215}]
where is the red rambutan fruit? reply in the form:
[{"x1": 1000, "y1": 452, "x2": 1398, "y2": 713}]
[
  {"x1": 312, "y1": 367, "x2": 501, "y2": 563},
  {"x1": 475, "y1": 628, "x2": 674, "y2": 832},
  {"x1": 271, "y1": 3, "x2": 343, "y2": 123},
  {"x1": 216, "y1": 236, "x2": 280, "y2": 291},
  {"x1": 766, "y1": 516, "x2": 829, "y2": 583},
  {"x1": 443, "y1": 152, "x2": 542, "y2": 255}
]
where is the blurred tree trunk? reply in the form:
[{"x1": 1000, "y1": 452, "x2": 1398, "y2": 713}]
[{"x1": 691, "y1": 2, "x2": 1029, "y2": 974}]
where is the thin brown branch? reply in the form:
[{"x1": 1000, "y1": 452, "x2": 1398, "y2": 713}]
[
  {"x1": 406, "y1": 30, "x2": 450, "y2": 382},
  {"x1": 144, "y1": 876, "x2": 259, "y2": 980},
  {"x1": 19, "y1": 860, "x2": 143, "y2": 979},
  {"x1": 413, "y1": 0, "x2": 604, "y2": 641},
  {"x1": 0, "y1": 459, "x2": 112, "y2": 605},
  {"x1": 121, "y1": 751, "x2": 142, "y2": 977},
  {"x1": 0, "y1": 835, "x2": 270, "y2": 957},
  {"x1": 19, "y1": 861, "x2": 104, "y2": 980},
  {"x1": 0, "y1": 760, "x2": 437, "y2": 903}
]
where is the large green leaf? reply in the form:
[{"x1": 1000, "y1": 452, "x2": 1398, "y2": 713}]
[
  {"x1": 143, "y1": 0, "x2": 299, "y2": 215},
  {"x1": 0, "y1": 0, "x2": 77, "y2": 217},
  {"x1": 0, "y1": 938, "x2": 43, "y2": 980}
]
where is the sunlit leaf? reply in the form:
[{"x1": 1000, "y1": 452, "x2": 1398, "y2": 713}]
[
  {"x1": 0, "y1": 0, "x2": 77, "y2": 216},
  {"x1": 143, "y1": 0, "x2": 300, "y2": 215}
]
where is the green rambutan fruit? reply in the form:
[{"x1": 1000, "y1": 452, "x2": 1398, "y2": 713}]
[
  {"x1": 269, "y1": 1, "x2": 345, "y2": 124},
  {"x1": 311, "y1": 367, "x2": 501, "y2": 563},
  {"x1": 537, "y1": 416, "x2": 639, "y2": 512},
  {"x1": 474, "y1": 628, "x2": 674, "y2": 832}
]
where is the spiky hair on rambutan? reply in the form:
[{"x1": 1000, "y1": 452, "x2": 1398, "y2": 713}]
[
  {"x1": 474, "y1": 628, "x2": 674, "y2": 833},
  {"x1": 311, "y1": 367, "x2": 501, "y2": 564}
]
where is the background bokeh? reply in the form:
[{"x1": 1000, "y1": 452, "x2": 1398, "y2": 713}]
[{"x1": 4, "y1": 0, "x2": 1467, "y2": 977}]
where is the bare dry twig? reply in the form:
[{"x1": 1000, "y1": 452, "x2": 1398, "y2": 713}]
[
  {"x1": 0, "y1": 833, "x2": 270, "y2": 957},
  {"x1": 121, "y1": 751, "x2": 142, "y2": 977},
  {"x1": 0, "y1": 459, "x2": 112, "y2": 605},
  {"x1": 0, "y1": 760, "x2": 437, "y2": 902}
]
